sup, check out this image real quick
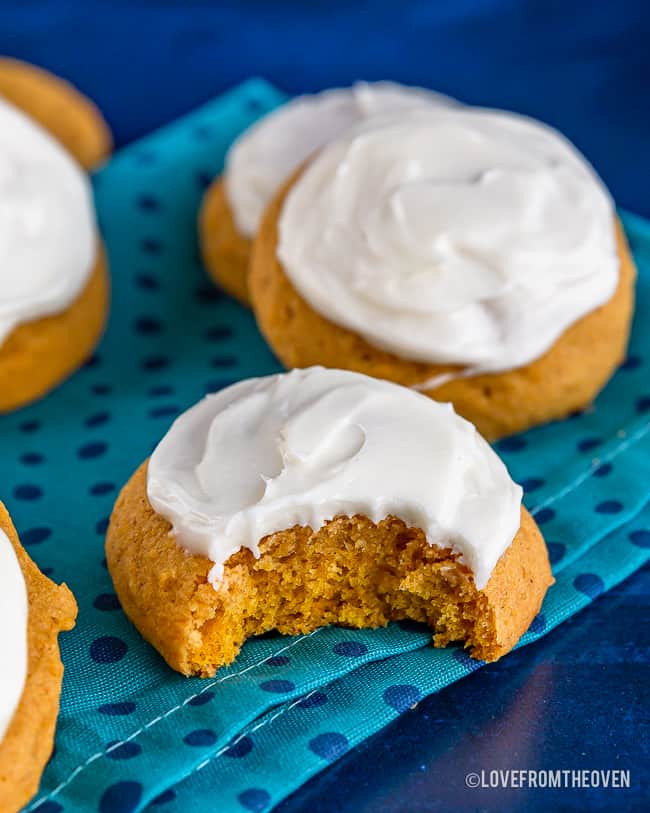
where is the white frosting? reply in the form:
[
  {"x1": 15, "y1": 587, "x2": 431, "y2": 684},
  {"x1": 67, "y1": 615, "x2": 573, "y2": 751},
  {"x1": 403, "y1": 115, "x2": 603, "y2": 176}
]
[
  {"x1": 224, "y1": 82, "x2": 458, "y2": 237},
  {"x1": 0, "y1": 528, "x2": 28, "y2": 741},
  {"x1": 0, "y1": 97, "x2": 96, "y2": 347},
  {"x1": 147, "y1": 367, "x2": 522, "y2": 590},
  {"x1": 278, "y1": 107, "x2": 620, "y2": 375}
]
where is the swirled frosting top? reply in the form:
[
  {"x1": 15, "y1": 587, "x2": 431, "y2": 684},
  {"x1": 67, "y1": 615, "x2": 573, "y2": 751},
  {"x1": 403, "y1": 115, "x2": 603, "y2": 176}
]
[
  {"x1": 224, "y1": 81, "x2": 457, "y2": 237},
  {"x1": 147, "y1": 367, "x2": 522, "y2": 590},
  {"x1": 277, "y1": 107, "x2": 619, "y2": 374},
  {"x1": 0, "y1": 97, "x2": 96, "y2": 347}
]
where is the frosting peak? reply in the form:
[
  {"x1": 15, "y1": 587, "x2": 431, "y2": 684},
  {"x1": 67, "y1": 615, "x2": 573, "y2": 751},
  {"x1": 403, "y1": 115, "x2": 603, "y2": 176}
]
[
  {"x1": 277, "y1": 107, "x2": 619, "y2": 374},
  {"x1": 0, "y1": 528, "x2": 28, "y2": 740},
  {"x1": 224, "y1": 81, "x2": 458, "y2": 237},
  {"x1": 0, "y1": 98, "x2": 96, "y2": 347},
  {"x1": 147, "y1": 368, "x2": 522, "y2": 589}
]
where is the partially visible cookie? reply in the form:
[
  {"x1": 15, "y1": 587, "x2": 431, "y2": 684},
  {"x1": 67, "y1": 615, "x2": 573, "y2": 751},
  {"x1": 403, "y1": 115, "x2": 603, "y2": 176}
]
[
  {"x1": 0, "y1": 247, "x2": 110, "y2": 413},
  {"x1": 200, "y1": 82, "x2": 458, "y2": 304},
  {"x1": 199, "y1": 177, "x2": 252, "y2": 305},
  {"x1": 0, "y1": 57, "x2": 112, "y2": 169},
  {"x1": 0, "y1": 503, "x2": 77, "y2": 813},
  {"x1": 0, "y1": 74, "x2": 110, "y2": 412}
]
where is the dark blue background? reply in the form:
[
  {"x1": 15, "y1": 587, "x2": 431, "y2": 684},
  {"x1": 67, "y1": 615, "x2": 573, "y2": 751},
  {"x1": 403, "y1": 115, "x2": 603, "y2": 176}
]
[
  {"x1": 3, "y1": 0, "x2": 650, "y2": 216},
  {"x1": 3, "y1": 2, "x2": 649, "y2": 810}
]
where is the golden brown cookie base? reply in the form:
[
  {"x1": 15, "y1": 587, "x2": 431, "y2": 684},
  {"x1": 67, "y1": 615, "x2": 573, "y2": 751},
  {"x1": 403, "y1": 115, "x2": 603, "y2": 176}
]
[
  {"x1": 0, "y1": 57, "x2": 112, "y2": 170},
  {"x1": 0, "y1": 247, "x2": 110, "y2": 413},
  {"x1": 0, "y1": 503, "x2": 77, "y2": 813},
  {"x1": 249, "y1": 174, "x2": 636, "y2": 441},
  {"x1": 199, "y1": 176, "x2": 252, "y2": 306},
  {"x1": 107, "y1": 462, "x2": 553, "y2": 677}
]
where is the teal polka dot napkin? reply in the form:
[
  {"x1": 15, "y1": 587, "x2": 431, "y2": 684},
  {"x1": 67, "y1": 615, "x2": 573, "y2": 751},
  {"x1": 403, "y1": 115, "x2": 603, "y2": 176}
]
[{"x1": 1, "y1": 80, "x2": 648, "y2": 813}]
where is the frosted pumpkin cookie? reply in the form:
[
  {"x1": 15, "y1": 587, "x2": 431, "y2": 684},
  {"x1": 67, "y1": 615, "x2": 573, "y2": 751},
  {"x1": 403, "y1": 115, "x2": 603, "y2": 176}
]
[
  {"x1": 106, "y1": 367, "x2": 553, "y2": 677},
  {"x1": 0, "y1": 502, "x2": 77, "y2": 812},
  {"x1": 250, "y1": 108, "x2": 636, "y2": 441},
  {"x1": 0, "y1": 57, "x2": 111, "y2": 169},
  {"x1": 0, "y1": 95, "x2": 109, "y2": 412},
  {"x1": 199, "y1": 82, "x2": 457, "y2": 305}
]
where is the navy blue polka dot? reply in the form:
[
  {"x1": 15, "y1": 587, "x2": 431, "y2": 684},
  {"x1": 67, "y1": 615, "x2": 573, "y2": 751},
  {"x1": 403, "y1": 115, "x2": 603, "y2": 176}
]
[
  {"x1": 133, "y1": 150, "x2": 157, "y2": 165},
  {"x1": 151, "y1": 789, "x2": 177, "y2": 806},
  {"x1": 238, "y1": 788, "x2": 271, "y2": 812},
  {"x1": 140, "y1": 237, "x2": 163, "y2": 255},
  {"x1": 529, "y1": 613, "x2": 546, "y2": 634},
  {"x1": 578, "y1": 437, "x2": 602, "y2": 453},
  {"x1": 595, "y1": 499, "x2": 623, "y2": 514},
  {"x1": 188, "y1": 691, "x2": 214, "y2": 707},
  {"x1": 521, "y1": 477, "x2": 545, "y2": 493},
  {"x1": 84, "y1": 353, "x2": 101, "y2": 369},
  {"x1": 534, "y1": 506, "x2": 556, "y2": 524},
  {"x1": 226, "y1": 735, "x2": 254, "y2": 758},
  {"x1": 32, "y1": 802, "x2": 63, "y2": 813},
  {"x1": 621, "y1": 355, "x2": 641, "y2": 371},
  {"x1": 98, "y1": 701, "x2": 136, "y2": 716},
  {"x1": 142, "y1": 354, "x2": 170, "y2": 371},
  {"x1": 90, "y1": 636, "x2": 127, "y2": 664},
  {"x1": 14, "y1": 483, "x2": 42, "y2": 500},
  {"x1": 547, "y1": 541, "x2": 566, "y2": 565},
  {"x1": 192, "y1": 124, "x2": 214, "y2": 141},
  {"x1": 22, "y1": 526, "x2": 52, "y2": 546},
  {"x1": 636, "y1": 395, "x2": 650, "y2": 413},
  {"x1": 137, "y1": 194, "x2": 162, "y2": 213},
  {"x1": 148, "y1": 384, "x2": 175, "y2": 397},
  {"x1": 204, "y1": 378, "x2": 238, "y2": 394},
  {"x1": 246, "y1": 97, "x2": 265, "y2": 113},
  {"x1": 19, "y1": 419, "x2": 40, "y2": 433},
  {"x1": 90, "y1": 481, "x2": 115, "y2": 496},
  {"x1": 136, "y1": 272, "x2": 159, "y2": 291},
  {"x1": 78, "y1": 441, "x2": 107, "y2": 459},
  {"x1": 333, "y1": 641, "x2": 368, "y2": 658},
  {"x1": 298, "y1": 691, "x2": 328, "y2": 709},
  {"x1": 96, "y1": 516, "x2": 109, "y2": 534},
  {"x1": 149, "y1": 405, "x2": 179, "y2": 418},
  {"x1": 259, "y1": 679, "x2": 295, "y2": 694},
  {"x1": 308, "y1": 732, "x2": 349, "y2": 761},
  {"x1": 135, "y1": 315, "x2": 163, "y2": 334},
  {"x1": 383, "y1": 684, "x2": 422, "y2": 712},
  {"x1": 265, "y1": 655, "x2": 290, "y2": 667},
  {"x1": 94, "y1": 593, "x2": 121, "y2": 611},
  {"x1": 106, "y1": 740, "x2": 142, "y2": 760},
  {"x1": 92, "y1": 383, "x2": 112, "y2": 396},
  {"x1": 205, "y1": 325, "x2": 233, "y2": 341},
  {"x1": 629, "y1": 529, "x2": 650, "y2": 548},
  {"x1": 196, "y1": 170, "x2": 213, "y2": 190},
  {"x1": 593, "y1": 462, "x2": 613, "y2": 478},
  {"x1": 99, "y1": 780, "x2": 142, "y2": 813},
  {"x1": 184, "y1": 728, "x2": 217, "y2": 747},
  {"x1": 85, "y1": 411, "x2": 110, "y2": 427},
  {"x1": 574, "y1": 573, "x2": 605, "y2": 599},
  {"x1": 211, "y1": 354, "x2": 237, "y2": 368},
  {"x1": 195, "y1": 283, "x2": 223, "y2": 303},
  {"x1": 20, "y1": 452, "x2": 44, "y2": 465},
  {"x1": 497, "y1": 436, "x2": 527, "y2": 453}
]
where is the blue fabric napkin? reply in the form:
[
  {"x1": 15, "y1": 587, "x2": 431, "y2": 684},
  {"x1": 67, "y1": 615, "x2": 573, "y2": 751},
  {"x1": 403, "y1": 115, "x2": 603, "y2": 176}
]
[{"x1": 1, "y1": 80, "x2": 647, "y2": 813}]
